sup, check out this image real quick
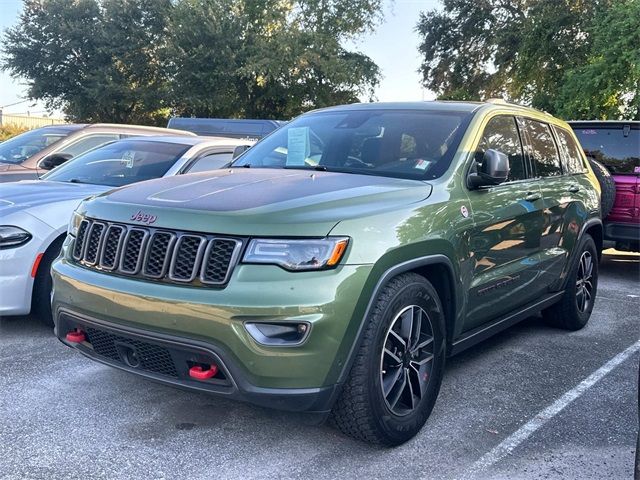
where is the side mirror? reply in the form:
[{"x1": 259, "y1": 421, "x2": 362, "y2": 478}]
[
  {"x1": 40, "y1": 153, "x2": 73, "y2": 171},
  {"x1": 232, "y1": 144, "x2": 251, "y2": 160},
  {"x1": 468, "y1": 149, "x2": 509, "y2": 188}
]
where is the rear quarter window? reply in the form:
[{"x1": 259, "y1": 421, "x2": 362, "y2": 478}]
[{"x1": 554, "y1": 127, "x2": 587, "y2": 174}]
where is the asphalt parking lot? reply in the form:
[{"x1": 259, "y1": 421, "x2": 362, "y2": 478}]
[{"x1": 1, "y1": 249, "x2": 638, "y2": 480}]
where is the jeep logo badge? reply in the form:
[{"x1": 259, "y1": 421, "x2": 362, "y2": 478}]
[{"x1": 130, "y1": 210, "x2": 157, "y2": 225}]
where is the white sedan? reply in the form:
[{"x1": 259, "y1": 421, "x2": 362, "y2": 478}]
[{"x1": 0, "y1": 135, "x2": 254, "y2": 324}]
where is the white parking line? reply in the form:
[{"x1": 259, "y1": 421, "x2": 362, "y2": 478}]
[{"x1": 461, "y1": 339, "x2": 640, "y2": 479}]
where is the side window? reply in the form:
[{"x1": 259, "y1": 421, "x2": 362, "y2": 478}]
[
  {"x1": 476, "y1": 116, "x2": 527, "y2": 181},
  {"x1": 186, "y1": 152, "x2": 234, "y2": 173},
  {"x1": 521, "y1": 119, "x2": 562, "y2": 177},
  {"x1": 554, "y1": 127, "x2": 586, "y2": 174},
  {"x1": 56, "y1": 134, "x2": 120, "y2": 158}
]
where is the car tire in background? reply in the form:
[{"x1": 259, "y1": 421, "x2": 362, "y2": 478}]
[
  {"x1": 32, "y1": 236, "x2": 65, "y2": 327},
  {"x1": 543, "y1": 234, "x2": 598, "y2": 331},
  {"x1": 331, "y1": 273, "x2": 446, "y2": 446},
  {"x1": 588, "y1": 158, "x2": 616, "y2": 219}
]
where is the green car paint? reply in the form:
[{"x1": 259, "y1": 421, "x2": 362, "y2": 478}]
[{"x1": 52, "y1": 101, "x2": 602, "y2": 417}]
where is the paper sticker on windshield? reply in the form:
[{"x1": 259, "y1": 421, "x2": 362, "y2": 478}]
[
  {"x1": 121, "y1": 151, "x2": 135, "y2": 168},
  {"x1": 414, "y1": 159, "x2": 430, "y2": 171},
  {"x1": 287, "y1": 127, "x2": 310, "y2": 166}
]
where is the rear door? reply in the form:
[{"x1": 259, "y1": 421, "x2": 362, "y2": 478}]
[
  {"x1": 464, "y1": 115, "x2": 546, "y2": 330},
  {"x1": 519, "y1": 118, "x2": 592, "y2": 284}
]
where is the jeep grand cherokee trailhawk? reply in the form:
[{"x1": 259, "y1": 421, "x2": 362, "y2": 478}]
[{"x1": 52, "y1": 101, "x2": 602, "y2": 445}]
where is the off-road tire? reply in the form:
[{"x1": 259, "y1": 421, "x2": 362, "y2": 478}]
[
  {"x1": 32, "y1": 236, "x2": 65, "y2": 327},
  {"x1": 542, "y1": 234, "x2": 598, "y2": 331},
  {"x1": 330, "y1": 273, "x2": 446, "y2": 446},
  {"x1": 588, "y1": 158, "x2": 615, "y2": 219}
]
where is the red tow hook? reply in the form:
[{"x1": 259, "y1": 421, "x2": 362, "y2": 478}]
[
  {"x1": 189, "y1": 364, "x2": 218, "y2": 380},
  {"x1": 66, "y1": 329, "x2": 86, "y2": 343}
]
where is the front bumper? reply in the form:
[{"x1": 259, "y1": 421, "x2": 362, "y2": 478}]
[
  {"x1": 0, "y1": 209, "x2": 58, "y2": 316},
  {"x1": 52, "y1": 255, "x2": 372, "y2": 412},
  {"x1": 56, "y1": 309, "x2": 339, "y2": 413},
  {"x1": 0, "y1": 238, "x2": 44, "y2": 316}
]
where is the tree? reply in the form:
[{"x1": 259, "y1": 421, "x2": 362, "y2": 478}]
[
  {"x1": 555, "y1": 0, "x2": 640, "y2": 120},
  {"x1": 2, "y1": 0, "x2": 383, "y2": 123},
  {"x1": 415, "y1": 0, "x2": 629, "y2": 117},
  {"x1": 167, "y1": 0, "x2": 243, "y2": 118},
  {"x1": 2, "y1": 0, "x2": 173, "y2": 124},
  {"x1": 169, "y1": 0, "x2": 382, "y2": 119}
]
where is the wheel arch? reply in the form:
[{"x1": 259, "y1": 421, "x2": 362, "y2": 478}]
[
  {"x1": 336, "y1": 253, "x2": 460, "y2": 385},
  {"x1": 585, "y1": 221, "x2": 603, "y2": 260},
  {"x1": 557, "y1": 217, "x2": 603, "y2": 291},
  {"x1": 31, "y1": 233, "x2": 67, "y2": 295}
]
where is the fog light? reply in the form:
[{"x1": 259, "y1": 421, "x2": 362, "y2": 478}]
[{"x1": 245, "y1": 322, "x2": 311, "y2": 346}]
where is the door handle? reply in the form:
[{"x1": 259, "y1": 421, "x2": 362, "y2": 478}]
[
  {"x1": 567, "y1": 184, "x2": 580, "y2": 193},
  {"x1": 524, "y1": 192, "x2": 542, "y2": 202}
]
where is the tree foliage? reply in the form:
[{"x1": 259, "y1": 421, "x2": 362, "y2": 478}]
[
  {"x1": 555, "y1": 0, "x2": 640, "y2": 120},
  {"x1": 2, "y1": 0, "x2": 382, "y2": 123},
  {"x1": 2, "y1": 0, "x2": 173, "y2": 124},
  {"x1": 169, "y1": 0, "x2": 381, "y2": 119},
  {"x1": 417, "y1": 0, "x2": 638, "y2": 119}
]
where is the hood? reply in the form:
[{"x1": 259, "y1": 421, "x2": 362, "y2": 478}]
[
  {"x1": 0, "y1": 180, "x2": 111, "y2": 220},
  {"x1": 83, "y1": 169, "x2": 432, "y2": 237}
]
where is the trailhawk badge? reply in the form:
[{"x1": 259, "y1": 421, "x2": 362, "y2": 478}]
[{"x1": 130, "y1": 210, "x2": 158, "y2": 225}]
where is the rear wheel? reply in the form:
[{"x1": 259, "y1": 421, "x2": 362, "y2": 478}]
[
  {"x1": 331, "y1": 273, "x2": 446, "y2": 445},
  {"x1": 32, "y1": 236, "x2": 65, "y2": 327},
  {"x1": 543, "y1": 234, "x2": 598, "y2": 330}
]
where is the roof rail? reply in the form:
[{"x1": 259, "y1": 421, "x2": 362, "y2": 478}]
[{"x1": 485, "y1": 98, "x2": 509, "y2": 105}]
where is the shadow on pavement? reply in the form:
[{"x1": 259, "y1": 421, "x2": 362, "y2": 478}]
[
  {"x1": 600, "y1": 249, "x2": 640, "y2": 282},
  {"x1": 0, "y1": 314, "x2": 54, "y2": 337}
]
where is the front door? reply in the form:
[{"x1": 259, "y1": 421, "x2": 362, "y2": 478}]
[{"x1": 464, "y1": 115, "x2": 546, "y2": 331}]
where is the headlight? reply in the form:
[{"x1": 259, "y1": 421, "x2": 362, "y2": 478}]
[
  {"x1": 0, "y1": 226, "x2": 32, "y2": 249},
  {"x1": 243, "y1": 237, "x2": 349, "y2": 271},
  {"x1": 68, "y1": 211, "x2": 84, "y2": 236}
]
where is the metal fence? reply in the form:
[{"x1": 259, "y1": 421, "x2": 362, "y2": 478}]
[{"x1": 0, "y1": 111, "x2": 66, "y2": 129}]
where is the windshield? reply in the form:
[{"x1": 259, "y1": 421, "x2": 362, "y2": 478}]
[
  {"x1": 572, "y1": 124, "x2": 639, "y2": 174},
  {"x1": 43, "y1": 139, "x2": 191, "y2": 186},
  {"x1": 232, "y1": 109, "x2": 473, "y2": 180},
  {"x1": 0, "y1": 127, "x2": 70, "y2": 164}
]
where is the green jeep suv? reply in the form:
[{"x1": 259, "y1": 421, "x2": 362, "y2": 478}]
[{"x1": 52, "y1": 101, "x2": 602, "y2": 445}]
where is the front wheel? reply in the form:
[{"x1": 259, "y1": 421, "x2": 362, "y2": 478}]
[
  {"x1": 542, "y1": 234, "x2": 598, "y2": 330},
  {"x1": 331, "y1": 273, "x2": 446, "y2": 445}
]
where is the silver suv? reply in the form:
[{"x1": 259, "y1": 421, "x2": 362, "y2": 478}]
[{"x1": 0, "y1": 123, "x2": 194, "y2": 182}]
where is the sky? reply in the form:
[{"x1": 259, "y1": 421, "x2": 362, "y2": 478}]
[{"x1": 0, "y1": 0, "x2": 440, "y2": 117}]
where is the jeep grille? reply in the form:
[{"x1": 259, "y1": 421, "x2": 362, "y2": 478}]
[{"x1": 71, "y1": 219, "x2": 243, "y2": 287}]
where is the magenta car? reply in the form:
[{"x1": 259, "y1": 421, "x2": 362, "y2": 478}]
[{"x1": 570, "y1": 121, "x2": 639, "y2": 252}]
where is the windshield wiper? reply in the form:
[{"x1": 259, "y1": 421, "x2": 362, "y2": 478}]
[
  {"x1": 67, "y1": 178, "x2": 88, "y2": 184},
  {"x1": 283, "y1": 165, "x2": 328, "y2": 172}
]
